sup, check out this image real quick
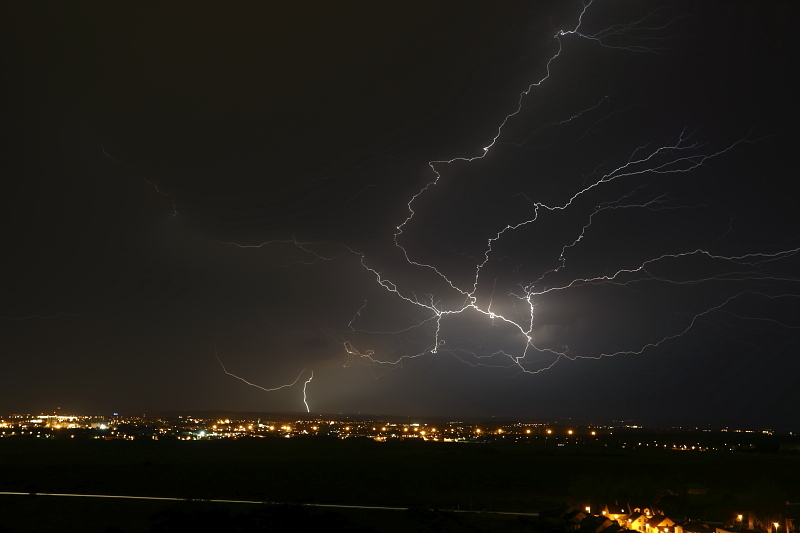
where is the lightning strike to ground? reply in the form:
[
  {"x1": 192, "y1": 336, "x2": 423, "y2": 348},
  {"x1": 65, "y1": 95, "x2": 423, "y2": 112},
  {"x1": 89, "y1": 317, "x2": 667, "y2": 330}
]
[
  {"x1": 204, "y1": 0, "x2": 797, "y2": 409},
  {"x1": 303, "y1": 371, "x2": 313, "y2": 413}
]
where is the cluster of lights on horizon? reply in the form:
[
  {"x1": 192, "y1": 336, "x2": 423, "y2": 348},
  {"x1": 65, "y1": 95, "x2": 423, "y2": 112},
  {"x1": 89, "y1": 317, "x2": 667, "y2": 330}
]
[{"x1": 3, "y1": 413, "x2": 790, "y2": 454}]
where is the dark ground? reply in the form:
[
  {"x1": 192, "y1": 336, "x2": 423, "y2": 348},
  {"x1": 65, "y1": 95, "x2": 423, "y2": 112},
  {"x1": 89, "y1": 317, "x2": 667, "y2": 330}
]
[{"x1": 1, "y1": 437, "x2": 798, "y2": 532}]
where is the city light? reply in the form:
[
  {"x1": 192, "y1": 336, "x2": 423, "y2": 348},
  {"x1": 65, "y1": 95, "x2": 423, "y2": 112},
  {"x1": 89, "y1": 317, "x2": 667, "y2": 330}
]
[{"x1": 0, "y1": 414, "x2": 788, "y2": 454}]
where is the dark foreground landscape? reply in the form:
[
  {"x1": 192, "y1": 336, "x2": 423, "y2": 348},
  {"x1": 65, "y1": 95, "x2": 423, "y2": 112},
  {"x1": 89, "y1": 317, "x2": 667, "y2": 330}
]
[{"x1": 1, "y1": 435, "x2": 798, "y2": 532}]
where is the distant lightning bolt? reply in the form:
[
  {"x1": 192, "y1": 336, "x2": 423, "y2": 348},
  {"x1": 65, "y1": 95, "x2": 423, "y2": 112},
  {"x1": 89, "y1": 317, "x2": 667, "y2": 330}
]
[
  {"x1": 215, "y1": 347, "x2": 309, "y2": 397},
  {"x1": 567, "y1": 291, "x2": 800, "y2": 362},
  {"x1": 303, "y1": 370, "x2": 313, "y2": 413},
  {"x1": 100, "y1": 145, "x2": 177, "y2": 217},
  {"x1": 510, "y1": 94, "x2": 612, "y2": 148},
  {"x1": 217, "y1": 237, "x2": 346, "y2": 267},
  {"x1": 573, "y1": 4, "x2": 686, "y2": 53}
]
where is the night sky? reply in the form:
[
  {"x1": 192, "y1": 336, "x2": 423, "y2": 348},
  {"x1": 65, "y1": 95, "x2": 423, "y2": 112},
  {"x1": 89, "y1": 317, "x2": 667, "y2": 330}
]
[{"x1": 3, "y1": 1, "x2": 798, "y2": 428}]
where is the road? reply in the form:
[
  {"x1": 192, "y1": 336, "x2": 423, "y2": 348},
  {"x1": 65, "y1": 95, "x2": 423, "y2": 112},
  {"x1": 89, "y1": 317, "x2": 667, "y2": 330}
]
[{"x1": 0, "y1": 491, "x2": 539, "y2": 516}]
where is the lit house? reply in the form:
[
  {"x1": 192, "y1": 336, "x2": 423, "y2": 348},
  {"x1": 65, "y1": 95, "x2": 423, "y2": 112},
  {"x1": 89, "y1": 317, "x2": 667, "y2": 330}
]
[
  {"x1": 647, "y1": 514, "x2": 676, "y2": 533},
  {"x1": 600, "y1": 503, "x2": 630, "y2": 525},
  {"x1": 628, "y1": 509, "x2": 654, "y2": 532}
]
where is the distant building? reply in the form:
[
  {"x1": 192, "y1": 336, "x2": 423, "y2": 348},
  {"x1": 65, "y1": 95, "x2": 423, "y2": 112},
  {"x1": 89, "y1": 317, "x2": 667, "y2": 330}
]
[
  {"x1": 647, "y1": 514, "x2": 676, "y2": 533},
  {"x1": 629, "y1": 512, "x2": 648, "y2": 532},
  {"x1": 601, "y1": 502, "x2": 630, "y2": 525},
  {"x1": 628, "y1": 509, "x2": 655, "y2": 532},
  {"x1": 581, "y1": 515, "x2": 620, "y2": 533}
]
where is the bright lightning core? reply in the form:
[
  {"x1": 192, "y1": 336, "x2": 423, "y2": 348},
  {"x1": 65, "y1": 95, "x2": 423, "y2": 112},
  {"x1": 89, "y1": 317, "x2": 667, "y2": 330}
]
[
  {"x1": 333, "y1": 3, "x2": 796, "y2": 376},
  {"x1": 218, "y1": 1, "x2": 798, "y2": 414}
]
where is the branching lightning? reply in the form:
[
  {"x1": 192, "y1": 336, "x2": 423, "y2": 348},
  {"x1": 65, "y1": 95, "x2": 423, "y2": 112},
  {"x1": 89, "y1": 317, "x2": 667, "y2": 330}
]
[
  {"x1": 215, "y1": 347, "x2": 309, "y2": 394},
  {"x1": 329, "y1": 1, "x2": 798, "y2": 379},
  {"x1": 205, "y1": 0, "x2": 797, "y2": 409},
  {"x1": 5, "y1": 0, "x2": 794, "y2": 424}
]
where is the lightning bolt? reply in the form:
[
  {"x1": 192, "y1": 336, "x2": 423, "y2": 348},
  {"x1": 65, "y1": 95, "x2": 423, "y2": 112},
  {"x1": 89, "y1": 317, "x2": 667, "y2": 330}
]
[
  {"x1": 100, "y1": 145, "x2": 177, "y2": 217},
  {"x1": 215, "y1": 347, "x2": 309, "y2": 395},
  {"x1": 201, "y1": 1, "x2": 796, "y2": 409},
  {"x1": 332, "y1": 2, "x2": 797, "y2": 378},
  {"x1": 303, "y1": 370, "x2": 313, "y2": 413}
]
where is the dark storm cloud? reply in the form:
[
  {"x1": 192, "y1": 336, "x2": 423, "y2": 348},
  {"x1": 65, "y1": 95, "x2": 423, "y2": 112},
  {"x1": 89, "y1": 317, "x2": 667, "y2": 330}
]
[{"x1": 2, "y1": 1, "x2": 798, "y2": 428}]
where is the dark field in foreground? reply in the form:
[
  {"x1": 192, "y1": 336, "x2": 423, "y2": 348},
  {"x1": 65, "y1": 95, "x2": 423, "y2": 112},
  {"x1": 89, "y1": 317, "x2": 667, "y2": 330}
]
[
  {"x1": 1, "y1": 438, "x2": 798, "y2": 531},
  {"x1": 0, "y1": 495, "x2": 537, "y2": 533}
]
